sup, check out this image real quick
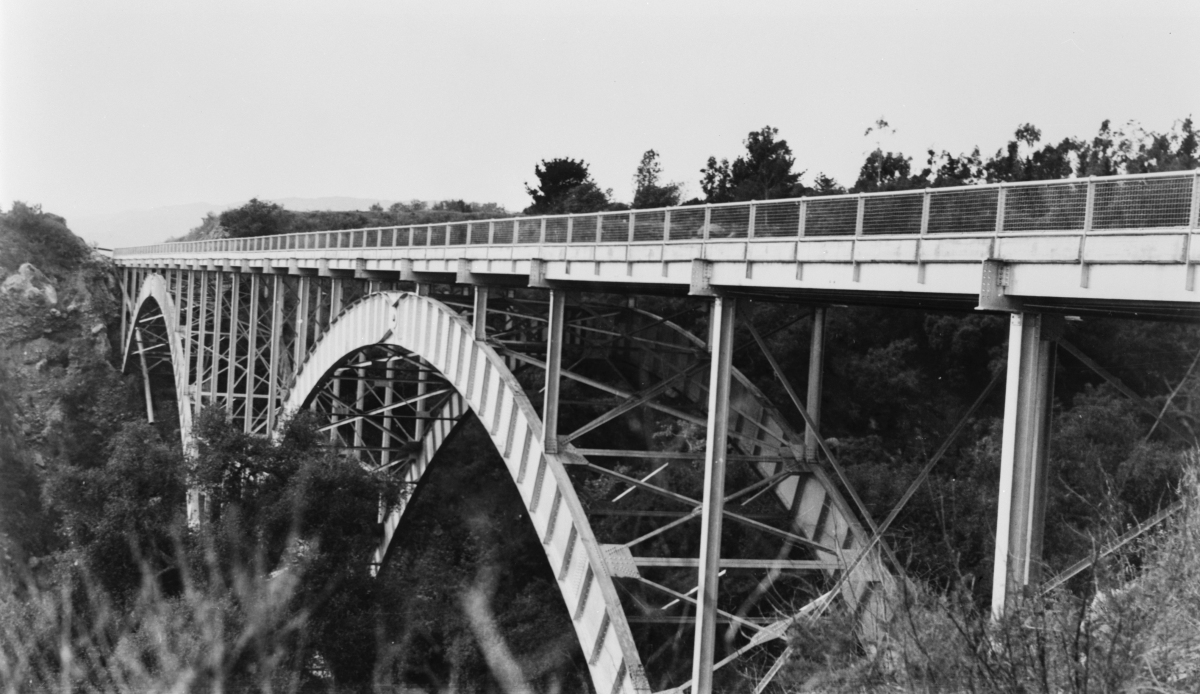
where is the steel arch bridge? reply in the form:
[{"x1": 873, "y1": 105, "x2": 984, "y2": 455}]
[{"x1": 116, "y1": 170, "x2": 1200, "y2": 693}]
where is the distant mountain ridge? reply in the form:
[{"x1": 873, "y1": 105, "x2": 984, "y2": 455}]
[{"x1": 72, "y1": 197, "x2": 401, "y2": 249}]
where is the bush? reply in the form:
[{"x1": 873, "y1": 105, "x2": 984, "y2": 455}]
[{"x1": 771, "y1": 452, "x2": 1200, "y2": 693}]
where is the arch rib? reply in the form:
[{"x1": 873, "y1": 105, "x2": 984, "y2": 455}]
[
  {"x1": 124, "y1": 272, "x2": 194, "y2": 448},
  {"x1": 280, "y1": 291, "x2": 651, "y2": 694}
]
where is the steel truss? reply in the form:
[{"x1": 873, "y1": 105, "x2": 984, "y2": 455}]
[{"x1": 118, "y1": 264, "x2": 1192, "y2": 694}]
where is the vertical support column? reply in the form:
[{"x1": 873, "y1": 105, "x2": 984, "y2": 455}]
[
  {"x1": 354, "y1": 357, "x2": 367, "y2": 454},
  {"x1": 330, "y1": 279, "x2": 345, "y2": 319},
  {"x1": 991, "y1": 313, "x2": 1056, "y2": 618},
  {"x1": 804, "y1": 307, "x2": 826, "y2": 463},
  {"x1": 182, "y1": 270, "x2": 196, "y2": 416},
  {"x1": 225, "y1": 273, "x2": 241, "y2": 416},
  {"x1": 295, "y1": 276, "x2": 312, "y2": 367},
  {"x1": 195, "y1": 271, "x2": 210, "y2": 411},
  {"x1": 542, "y1": 290, "x2": 566, "y2": 454},
  {"x1": 691, "y1": 295, "x2": 737, "y2": 694},
  {"x1": 243, "y1": 273, "x2": 260, "y2": 433},
  {"x1": 133, "y1": 327, "x2": 156, "y2": 423},
  {"x1": 381, "y1": 358, "x2": 396, "y2": 475},
  {"x1": 120, "y1": 267, "x2": 132, "y2": 347},
  {"x1": 266, "y1": 274, "x2": 285, "y2": 432},
  {"x1": 208, "y1": 272, "x2": 224, "y2": 406},
  {"x1": 473, "y1": 285, "x2": 490, "y2": 342}
]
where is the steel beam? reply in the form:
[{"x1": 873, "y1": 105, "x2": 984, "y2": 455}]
[
  {"x1": 692, "y1": 295, "x2": 736, "y2": 694},
  {"x1": 133, "y1": 327, "x2": 156, "y2": 423},
  {"x1": 267, "y1": 275, "x2": 284, "y2": 432},
  {"x1": 183, "y1": 270, "x2": 196, "y2": 415},
  {"x1": 208, "y1": 272, "x2": 224, "y2": 404},
  {"x1": 473, "y1": 285, "x2": 490, "y2": 341},
  {"x1": 197, "y1": 271, "x2": 210, "y2": 408},
  {"x1": 992, "y1": 312, "x2": 1055, "y2": 618},
  {"x1": 225, "y1": 273, "x2": 240, "y2": 415},
  {"x1": 804, "y1": 307, "x2": 826, "y2": 462},
  {"x1": 244, "y1": 273, "x2": 260, "y2": 432},
  {"x1": 543, "y1": 289, "x2": 566, "y2": 454}
]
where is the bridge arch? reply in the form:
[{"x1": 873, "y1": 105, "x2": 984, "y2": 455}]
[
  {"x1": 122, "y1": 272, "x2": 193, "y2": 447},
  {"x1": 280, "y1": 290, "x2": 651, "y2": 694}
]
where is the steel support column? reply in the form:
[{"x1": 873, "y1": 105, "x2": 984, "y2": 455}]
[
  {"x1": 196, "y1": 271, "x2": 210, "y2": 410},
  {"x1": 992, "y1": 312, "x2": 1055, "y2": 617},
  {"x1": 244, "y1": 274, "x2": 260, "y2": 432},
  {"x1": 473, "y1": 286, "x2": 490, "y2": 341},
  {"x1": 267, "y1": 275, "x2": 284, "y2": 432},
  {"x1": 133, "y1": 327, "x2": 156, "y2": 423},
  {"x1": 225, "y1": 273, "x2": 241, "y2": 415},
  {"x1": 691, "y1": 295, "x2": 737, "y2": 694},
  {"x1": 207, "y1": 272, "x2": 224, "y2": 405},
  {"x1": 804, "y1": 307, "x2": 826, "y2": 462},
  {"x1": 183, "y1": 270, "x2": 196, "y2": 416},
  {"x1": 543, "y1": 289, "x2": 566, "y2": 454}
]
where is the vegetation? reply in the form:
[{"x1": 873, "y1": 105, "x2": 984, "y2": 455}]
[{"x1": 2, "y1": 116, "x2": 1198, "y2": 692}]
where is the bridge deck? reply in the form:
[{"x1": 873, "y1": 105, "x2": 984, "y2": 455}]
[{"x1": 115, "y1": 170, "x2": 1200, "y2": 319}]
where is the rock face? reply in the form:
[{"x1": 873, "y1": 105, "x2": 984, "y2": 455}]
[
  {"x1": 2, "y1": 263, "x2": 59, "y2": 306},
  {"x1": 0, "y1": 203, "x2": 140, "y2": 567}
]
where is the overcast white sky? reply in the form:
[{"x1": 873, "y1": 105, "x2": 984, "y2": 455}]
[{"x1": 2, "y1": 0, "x2": 1197, "y2": 233}]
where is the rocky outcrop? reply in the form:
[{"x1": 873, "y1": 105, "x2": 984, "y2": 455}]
[
  {"x1": 1, "y1": 263, "x2": 59, "y2": 306},
  {"x1": 0, "y1": 204, "x2": 140, "y2": 570}
]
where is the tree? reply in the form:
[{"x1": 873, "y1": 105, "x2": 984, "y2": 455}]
[
  {"x1": 700, "y1": 126, "x2": 803, "y2": 203},
  {"x1": 524, "y1": 158, "x2": 613, "y2": 214},
  {"x1": 44, "y1": 421, "x2": 188, "y2": 597},
  {"x1": 853, "y1": 150, "x2": 924, "y2": 193},
  {"x1": 985, "y1": 123, "x2": 1076, "y2": 182},
  {"x1": 191, "y1": 406, "x2": 397, "y2": 682},
  {"x1": 810, "y1": 173, "x2": 846, "y2": 196},
  {"x1": 218, "y1": 198, "x2": 293, "y2": 238},
  {"x1": 631, "y1": 150, "x2": 683, "y2": 209}
]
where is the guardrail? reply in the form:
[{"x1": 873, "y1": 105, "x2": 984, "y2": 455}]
[{"x1": 115, "y1": 170, "x2": 1200, "y2": 257}]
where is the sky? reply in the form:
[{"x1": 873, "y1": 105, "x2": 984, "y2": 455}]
[{"x1": 2, "y1": 0, "x2": 1198, "y2": 245}]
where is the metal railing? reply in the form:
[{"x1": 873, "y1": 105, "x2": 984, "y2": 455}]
[{"x1": 114, "y1": 170, "x2": 1200, "y2": 257}]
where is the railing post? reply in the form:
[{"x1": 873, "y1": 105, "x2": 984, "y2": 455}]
[
  {"x1": 691, "y1": 295, "x2": 737, "y2": 694},
  {"x1": 663, "y1": 209, "x2": 671, "y2": 241},
  {"x1": 747, "y1": 203, "x2": 756, "y2": 239},
  {"x1": 1081, "y1": 178, "x2": 1096, "y2": 287},
  {"x1": 566, "y1": 214, "x2": 574, "y2": 243},
  {"x1": 542, "y1": 290, "x2": 566, "y2": 454},
  {"x1": 628, "y1": 212, "x2": 636, "y2": 243},
  {"x1": 703, "y1": 205, "x2": 712, "y2": 241},
  {"x1": 992, "y1": 312, "x2": 1056, "y2": 618},
  {"x1": 918, "y1": 190, "x2": 932, "y2": 284},
  {"x1": 1187, "y1": 171, "x2": 1200, "y2": 291},
  {"x1": 540, "y1": 218, "x2": 547, "y2": 244}
]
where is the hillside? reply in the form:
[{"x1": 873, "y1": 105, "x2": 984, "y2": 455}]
[{"x1": 0, "y1": 203, "x2": 139, "y2": 575}]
